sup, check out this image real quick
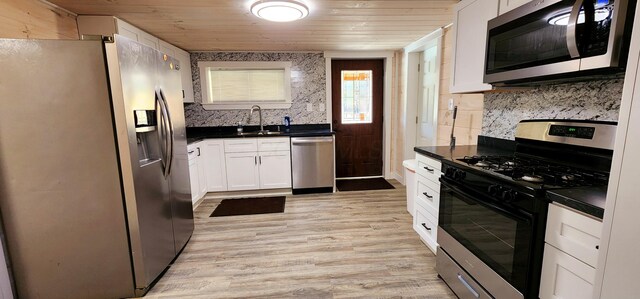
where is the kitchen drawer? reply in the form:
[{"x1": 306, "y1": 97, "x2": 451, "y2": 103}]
[
  {"x1": 416, "y1": 172, "x2": 440, "y2": 192},
  {"x1": 437, "y1": 250, "x2": 493, "y2": 299},
  {"x1": 545, "y1": 204, "x2": 602, "y2": 268},
  {"x1": 224, "y1": 139, "x2": 258, "y2": 153},
  {"x1": 258, "y1": 137, "x2": 290, "y2": 152},
  {"x1": 416, "y1": 153, "x2": 442, "y2": 170},
  {"x1": 540, "y1": 244, "x2": 596, "y2": 299},
  {"x1": 414, "y1": 206, "x2": 438, "y2": 254},
  {"x1": 416, "y1": 154, "x2": 442, "y2": 183},
  {"x1": 416, "y1": 178, "x2": 440, "y2": 216}
]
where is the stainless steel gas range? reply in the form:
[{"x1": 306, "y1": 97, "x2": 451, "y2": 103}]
[{"x1": 436, "y1": 120, "x2": 615, "y2": 299}]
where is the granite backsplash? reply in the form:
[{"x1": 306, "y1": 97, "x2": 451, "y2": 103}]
[
  {"x1": 482, "y1": 78, "x2": 624, "y2": 140},
  {"x1": 184, "y1": 52, "x2": 327, "y2": 127}
]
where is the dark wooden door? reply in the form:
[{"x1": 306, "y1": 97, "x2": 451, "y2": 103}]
[{"x1": 332, "y1": 59, "x2": 384, "y2": 178}]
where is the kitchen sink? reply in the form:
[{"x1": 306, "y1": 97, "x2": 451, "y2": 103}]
[{"x1": 237, "y1": 130, "x2": 285, "y2": 136}]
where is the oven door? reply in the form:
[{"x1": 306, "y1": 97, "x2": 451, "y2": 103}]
[
  {"x1": 485, "y1": 0, "x2": 624, "y2": 84},
  {"x1": 439, "y1": 180, "x2": 535, "y2": 297}
]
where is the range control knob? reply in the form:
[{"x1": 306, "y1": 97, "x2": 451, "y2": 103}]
[
  {"x1": 501, "y1": 189, "x2": 519, "y2": 202},
  {"x1": 488, "y1": 184, "x2": 502, "y2": 196},
  {"x1": 453, "y1": 170, "x2": 466, "y2": 181},
  {"x1": 445, "y1": 168, "x2": 455, "y2": 179}
]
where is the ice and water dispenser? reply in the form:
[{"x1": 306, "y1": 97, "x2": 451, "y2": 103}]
[{"x1": 134, "y1": 109, "x2": 162, "y2": 167}]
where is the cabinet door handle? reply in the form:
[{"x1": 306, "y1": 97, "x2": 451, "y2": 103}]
[
  {"x1": 424, "y1": 166, "x2": 434, "y2": 173},
  {"x1": 596, "y1": 245, "x2": 600, "y2": 250},
  {"x1": 255, "y1": 156, "x2": 257, "y2": 165},
  {"x1": 421, "y1": 223, "x2": 432, "y2": 231},
  {"x1": 188, "y1": 150, "x2": 195, "y2": 154},
  {"x1": 197, "y1": 147, "x2": 201, "y2": 156},
  {"x1": 422, "y1": 192, "x2": 433, "y2": 199},
  {"x1": 259, "y1": 156, "x2": 262, "y2": 164}
]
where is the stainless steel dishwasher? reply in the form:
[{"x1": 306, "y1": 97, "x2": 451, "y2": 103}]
[{"x1": 290, "y1": 136, "x2": 335, "y2": 194}]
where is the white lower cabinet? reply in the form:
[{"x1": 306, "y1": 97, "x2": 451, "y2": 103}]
[
  {"x1": 188, "y1": 152, "x2": 199, "y2": 204},
  {"x1": 187, "y1": 142, "x2": 206, "y2": 205},
  {"x1": 413, "y1": 153, "x2": 442, "y2": 254},
  {"x1": 189, "y1": 137, "x2": 292, "y2": 194},
  {"x1": 540, "y1": 204, "x2": 602, "y2": 299},
  {"x1": 225, "y1": 152, "x2": 261, "y2": 191},
  {"x1": 224, "y1": 137, "x2": 292, "y2": 191},
  {"x1": 202, "y1": 140, "x2": 227, "y2": 192},
  {"x1": 258, "y1": 151, "x2": 292, "y2": 189},
  {"x1": 540, "y1": 244, "x2": 596, "y2": 299},
  {"x1": 413, "y1": 206, "x2": 438, "y2": 253}
]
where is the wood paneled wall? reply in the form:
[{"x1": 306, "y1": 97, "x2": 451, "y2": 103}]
[
  {"x1": 436, "y1": 27, "x2": 484, "y2": 146},
  {"x1": 0, "y1": 0, "x2": 78, "y2": 39},
  {"x1": 391, "y1": 50, "x2": 405, "y2": 179}
]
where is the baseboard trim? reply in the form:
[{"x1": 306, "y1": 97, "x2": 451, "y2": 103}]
[{"x1": 392, "y1": 171, "x2": 405, "y2": 185}]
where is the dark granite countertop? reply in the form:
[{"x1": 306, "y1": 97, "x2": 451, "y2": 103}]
[
  {"x1": 413, "y1": 136, "x2": 606, "y2": 219},
  {"x1": 186, "y1": 124, "x2": 334, "y2": 144},
  {"x1": 414, "y1": 145, "x2": 515, "y2": 161},
  {"x1": 547, "y1": 187, "x2": 606, "y2": 219},
  {"x1": 414, "y1": 136, "x2": 517, "y2": 161}
]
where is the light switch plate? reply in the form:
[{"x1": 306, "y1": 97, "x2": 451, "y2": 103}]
[
  {"x1": 307, "y1": 103, "x2": 313, "y2": 112},
  {"x1": 319, "y1": 103, "x2": 325, "y2": 112},
  {"x1": 448, "y1": 98, "x2": 454, "y2": 110}
]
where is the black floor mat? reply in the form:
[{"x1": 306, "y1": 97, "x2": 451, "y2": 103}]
[
  {"x1": 336, "y1": 178, "x2": 395, "y2": 192},
  {"x1": 210, "y1": 196, "x2": 286, "y2": 217}
]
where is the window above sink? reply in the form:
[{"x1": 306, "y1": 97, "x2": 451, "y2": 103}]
[{"x1": 198, "y1": 61, "x2": 292, "y2": 110}]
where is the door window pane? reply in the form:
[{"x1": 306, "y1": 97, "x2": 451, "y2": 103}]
[{"x1": 341, "y1": 70, "x2": 372, "y2": 124}]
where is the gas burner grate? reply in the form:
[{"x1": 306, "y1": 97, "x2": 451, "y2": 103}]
[{"x1": 457, "y1": 155, "x2": 609, "y2": 188}]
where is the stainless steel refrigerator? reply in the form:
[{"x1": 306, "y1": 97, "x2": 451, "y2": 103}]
[{"x1": 0, "y1": 35, "x2": 194, "y2": 298}]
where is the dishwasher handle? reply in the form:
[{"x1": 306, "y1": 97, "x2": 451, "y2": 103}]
[{"x1": 291, "y1": 137, "x2": 334, "y2": 145}]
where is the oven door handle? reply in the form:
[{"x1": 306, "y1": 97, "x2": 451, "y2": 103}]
[{"x1": 440, "y1": 178, "x2": 533, "y2": 222}]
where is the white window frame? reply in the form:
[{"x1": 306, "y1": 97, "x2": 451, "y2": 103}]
[{"x1": 198, "y1": 61, "x2": 293, "y2": 110}]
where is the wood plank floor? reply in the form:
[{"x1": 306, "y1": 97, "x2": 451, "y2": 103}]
[{"x1": 144, "y1": 180, "x2": 456, "y2": 299}]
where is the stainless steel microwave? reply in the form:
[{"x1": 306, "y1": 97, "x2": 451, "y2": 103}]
[{"x1": 484, "y1": 0, "x2": 636, "y2": 85}]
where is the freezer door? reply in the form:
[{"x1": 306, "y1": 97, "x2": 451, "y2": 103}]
[
  {"x1": 157, "y1": 52, "x2": 194, "y2": 253},
  {"x1": 111, "y1": 35, "x2": 176, "y2": 292},
  {"x1": 0, "y1": 39, "x2": 134, "y2": 298}
]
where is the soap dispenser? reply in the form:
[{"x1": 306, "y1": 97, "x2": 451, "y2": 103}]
[{"x1": 283, "y1": 115, "x2": 291, "y2": 132}]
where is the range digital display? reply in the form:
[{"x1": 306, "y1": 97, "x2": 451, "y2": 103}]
[{"x1": 549, "y1": 125, "x2": 595, "y2": 139}]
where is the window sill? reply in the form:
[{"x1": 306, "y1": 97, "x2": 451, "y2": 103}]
[{"x1": 202, "y1": 102, "x2": 292, "y2": 110}]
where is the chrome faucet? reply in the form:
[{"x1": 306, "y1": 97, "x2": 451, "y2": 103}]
[{"x1": 249, "y1": 105, "x2": 266, "y2": 134}]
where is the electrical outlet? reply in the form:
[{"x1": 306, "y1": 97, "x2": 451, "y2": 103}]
[
  {"x1": 448, "y1": 98, "x2": 454, "y2": 111},
  {"x1": 307, "y1": 103, "x2": 313, "y2": 112}
]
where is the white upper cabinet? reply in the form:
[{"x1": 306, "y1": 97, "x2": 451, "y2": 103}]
[
  {"x1": 499, "y1": 0, "x2": 531, "y2": 15},
  {"x1": 77, "y1": 16, "x2": 195, "y2": 103},
  {"x1": 159, "y1": 40, "x2": 195, "y2": 103},
  {"x1": 450, "y1": 0, "x2": 499, "y2": 94},
  {"x1": 158, "y1": 39, "x2": 176, "y2": 57},
  {"x1": 174, "y1": 50, "x2": 195, "y2": 103}
]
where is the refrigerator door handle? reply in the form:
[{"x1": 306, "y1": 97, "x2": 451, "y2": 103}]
[
  {"x1": 156, "y1": 91, "x2": 168, "y2": 171},
  {"x1": 159, "y1": 89, "x2": 175, "y2": 177},
  {"x1": 156, "y1": 90, "x2": 172, "y2": 178}
]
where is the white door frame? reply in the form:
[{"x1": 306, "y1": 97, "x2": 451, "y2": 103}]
[
  {"x1": 324, "y1": 51, "x2": 394, "y2": 179},
  {"x1": 403, "y1": 29, "x2": 444, "y2": 162}
]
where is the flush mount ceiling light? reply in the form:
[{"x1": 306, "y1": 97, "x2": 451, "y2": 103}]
[{"x1": 251, "y1": 0, "x2": 309, "y2": 22}]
